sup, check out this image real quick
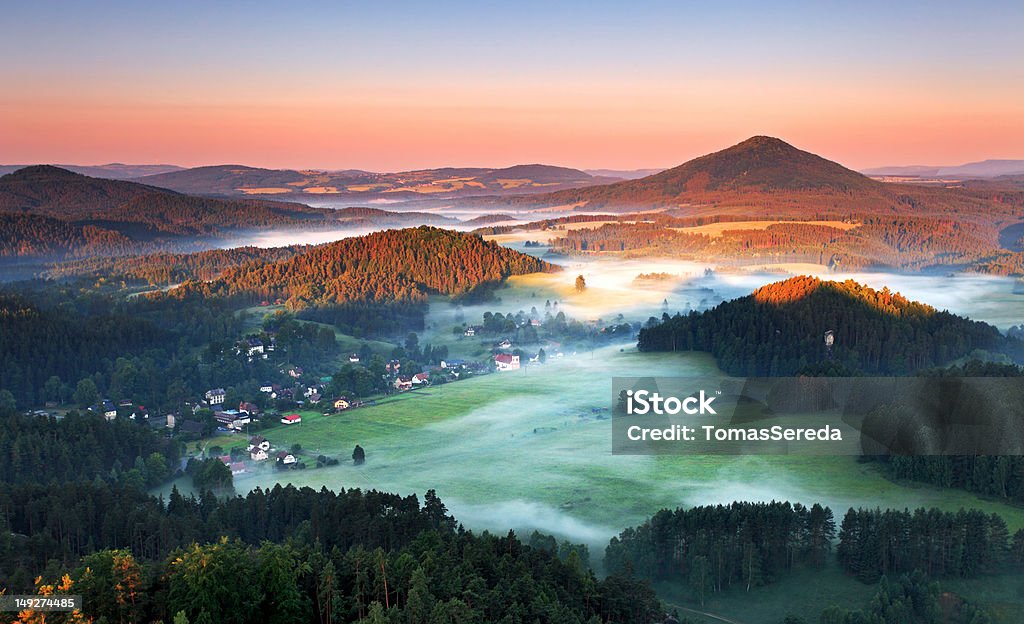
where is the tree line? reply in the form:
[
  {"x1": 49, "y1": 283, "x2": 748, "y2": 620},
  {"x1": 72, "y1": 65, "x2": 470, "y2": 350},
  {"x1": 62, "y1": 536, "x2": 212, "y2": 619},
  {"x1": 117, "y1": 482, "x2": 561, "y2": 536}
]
[
  {"x1": 0, "y1": 481, "x2": 664, "y2": 624},
  {"x1": 837, "y1": 507, "x2": 1022, "y2": 582},
  {"x1": 604, "y1": 502, "x2": 837, "y2": 605}
]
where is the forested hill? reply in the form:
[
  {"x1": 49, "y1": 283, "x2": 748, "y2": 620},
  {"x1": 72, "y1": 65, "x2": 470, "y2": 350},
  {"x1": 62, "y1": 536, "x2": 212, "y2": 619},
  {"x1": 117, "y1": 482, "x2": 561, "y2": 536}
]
[
  {"x1": 43, "y1": 245, "x2": 311, "y2": 284},
  {"x1": 0, "y1": 165, "x2": 333, "y2": 234},
  {"x1": 500, "y1": 136, "x2": 1010, "y2": 222},
  {"x1": 638, "y1": 276, "x2": 1023, "y2": 375},
  {"x1": 166, "y1": 226, "x2": 557, "y2": 306}
]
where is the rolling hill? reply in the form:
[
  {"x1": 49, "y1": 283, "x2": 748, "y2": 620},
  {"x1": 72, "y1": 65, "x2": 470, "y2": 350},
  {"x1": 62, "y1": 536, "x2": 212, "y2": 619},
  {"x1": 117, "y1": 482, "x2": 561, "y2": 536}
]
[
  {"x1": 864, "y1": 159, "x2": 1024, "y2": 179},
  {"x1": 639, "y1": 275, "x2": 1024, "y2": 375},
  {"x1": 0, "y1": 167, "x2": 466, "y2": 262},
  {"x1": 139, "y1": 163, "x2": 614, "y2": 200},
  {"x1": 162, "y1": 226, "x2": 557, "y2": 307}
]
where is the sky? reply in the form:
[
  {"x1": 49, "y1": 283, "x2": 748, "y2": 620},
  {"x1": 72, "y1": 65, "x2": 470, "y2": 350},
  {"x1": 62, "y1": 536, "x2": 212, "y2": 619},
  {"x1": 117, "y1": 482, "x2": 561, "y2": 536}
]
[{"x1": 1, "y1": 1, "x2": 1023, "y2": 172}]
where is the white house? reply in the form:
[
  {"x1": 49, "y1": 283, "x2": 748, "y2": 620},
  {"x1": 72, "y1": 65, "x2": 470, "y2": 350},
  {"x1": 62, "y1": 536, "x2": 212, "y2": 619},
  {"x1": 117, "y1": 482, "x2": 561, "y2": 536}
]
[
  {"x1": 247, "y1": 435, "x2": 271, "y2": 452},
  {"x1": 259, "y1": 383, "x2": 274, "y2": 394},
  {"x1": 246, "y1": 338, "x2": 264, "y2": 357},
  {"x1": 281, "y1": 414, "x2": 302, "y2": 425},
  {"x1": 89, "y1": 400, "x2": 118, "y2": 420},
  {"x1": 250, "y1": 448, "x2": 269, "y2": 462},
  {"x1": 494, "y1": 354, "x2": 520, "y2": 371},
  {"x1": 205, "y1": 388, "x2": 226, "y2": 406},
  {"x1": 276, "y1": 451, "x2": 297, "y2": 465}
]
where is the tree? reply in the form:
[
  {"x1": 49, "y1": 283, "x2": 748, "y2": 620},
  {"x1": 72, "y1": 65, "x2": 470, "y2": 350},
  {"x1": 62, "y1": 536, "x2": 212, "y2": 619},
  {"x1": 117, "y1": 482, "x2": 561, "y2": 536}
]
[
  {"x1": 73, "y1": 378, "x2": 99, "y2": 408},
  {"x1": 43, "y1": 376, "x2": 63, "y2": 404},
  {"x1": 0, "y1": 389, "x2": 16, "y2": 416},
  {"x1": 166, "y1": 539, "x2": 261, "y2": 624},
  {"x1": 353, "y1": 445, "x2": 366, "y2": 465},
  {"x1": 77, "y1": 549, "x2": 143, "y2": 624},
  {"x1": 404, "y1": 566, "x2": 433, "y2": 624},
  {"x1": 575, "y1": 275, "x2": 587, "y2": 293}
]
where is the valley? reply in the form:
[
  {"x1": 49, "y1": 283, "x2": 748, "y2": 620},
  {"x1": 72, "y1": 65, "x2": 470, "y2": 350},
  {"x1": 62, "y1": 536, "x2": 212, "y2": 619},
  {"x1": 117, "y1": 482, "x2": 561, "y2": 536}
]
[{"x1": 5, "y1": 136, "x2": 1024, "y2": 623}]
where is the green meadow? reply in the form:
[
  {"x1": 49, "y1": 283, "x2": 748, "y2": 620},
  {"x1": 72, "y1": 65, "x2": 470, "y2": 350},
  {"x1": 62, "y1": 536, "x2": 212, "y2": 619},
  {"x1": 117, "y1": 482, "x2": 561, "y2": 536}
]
[{"x1": 207, "y1": 348, "x2": 1024, "y2": 546}]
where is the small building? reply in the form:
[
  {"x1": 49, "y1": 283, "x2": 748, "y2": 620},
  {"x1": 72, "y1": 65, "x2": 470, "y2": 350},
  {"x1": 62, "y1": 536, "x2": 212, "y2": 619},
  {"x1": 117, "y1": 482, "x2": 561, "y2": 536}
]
[
  {"x1": 247, "y1": 435, "x2": 271, "y2": 452},
  {"x1": 214, "y1": 409, "x2": 243, "y2": 427},
  {"x1": 239, "y1": 401, "x2": 260, "y2": 415},
  {"x1": 411, "y1": 372, "x2": 430, "y2": 385},
  {"x1": 497, "y1": 339, "x2": 513, "y2": 349},
  {"x1": 229, "y1": 462, "x2": 246, "y2": 476},
  {"x1": 495, "y1": 354, "x2": 521, "y2": 372},
  {"x1": 276, "y1": 451, "x2": 297, "y2": 465},
  {"x1": 250, "y1": 448, "x2": 269, "y2": 462},
  {"x1": 165, "y1": 413, "x2": 176, "y2": 429},
  {"x1": 93, "y1": 400, "x2": 118, "y2": 421},
  {"x1": 348, "y1": 353, "x2": 361, "y2": 363},
  {"x1": 259, "y1": 383, "x2": 274, "y2": 394},
  {"x1": 246, "y1": 337, "x2": 264, "y2": 357},
  {"x1": 333, "y1": 397, "x2": 350, "y2": 411},
  {"x1": 393, "y1": 376, "x2": 413, "y2": 391},
  {"x1": 441, "y1": 359, "x2": 466, "y2": 369},
  {"x1": 281, "y1": 414, "x2": 302, "y2": 425},
  {"x1": 463, "y1": 326, "x2": 482, "y2": 337},
  {"x1": 178, "y1": 420, "x2": 205, "y2": 437},
  {"x1": 287, "y1": 367, "x2": 303, "y2": 379},
  {"x1": 205, "y1": 388, "x2": 226, "y2": 406}
]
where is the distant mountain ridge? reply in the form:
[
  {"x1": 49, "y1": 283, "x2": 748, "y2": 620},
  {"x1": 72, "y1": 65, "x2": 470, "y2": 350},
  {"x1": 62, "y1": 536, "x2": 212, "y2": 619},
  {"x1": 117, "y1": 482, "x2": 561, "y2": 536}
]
[
  {"x1": 863, "y1": 159, "x2": 1024, "y2": 179},
  {"x1": 139, "y1": 163, "x2": 615, "y2": 199},
  {"x1": 0, "y1": 163, "x2": 183, "y2": 179},
  {"x1": 0, "y1": 166, "x2": 465, "y2": 262}
]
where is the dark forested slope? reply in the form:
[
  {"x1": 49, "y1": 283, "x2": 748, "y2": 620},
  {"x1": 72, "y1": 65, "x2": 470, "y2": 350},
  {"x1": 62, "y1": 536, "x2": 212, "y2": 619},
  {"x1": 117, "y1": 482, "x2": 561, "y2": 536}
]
[{"x1": 638, "y1": 276, "x2": 1023, "y2": 375}]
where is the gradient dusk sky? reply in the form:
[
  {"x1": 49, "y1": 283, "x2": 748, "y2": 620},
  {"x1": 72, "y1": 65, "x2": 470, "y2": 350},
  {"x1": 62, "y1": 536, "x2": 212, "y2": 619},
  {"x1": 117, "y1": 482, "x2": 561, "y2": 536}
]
[{"x1": 2, "y1": 1, "x2": 1023, "y2": 172}]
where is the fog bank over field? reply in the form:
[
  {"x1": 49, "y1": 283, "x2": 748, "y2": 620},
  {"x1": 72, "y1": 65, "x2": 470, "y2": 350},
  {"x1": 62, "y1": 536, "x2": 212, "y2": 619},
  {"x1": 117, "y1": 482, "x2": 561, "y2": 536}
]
[
  {"x1": 223, "y1": 227, "x2": 382, "y2": 248},
  {"x1": 494, "y1": 252, "x2": 1024, "y2": 331},
  {"x1": 445, "y1": 499, "x2": 619, "y2": 546},
  {"x1": 208, "y1": 229, "x2": 1024, "y2": 548}
]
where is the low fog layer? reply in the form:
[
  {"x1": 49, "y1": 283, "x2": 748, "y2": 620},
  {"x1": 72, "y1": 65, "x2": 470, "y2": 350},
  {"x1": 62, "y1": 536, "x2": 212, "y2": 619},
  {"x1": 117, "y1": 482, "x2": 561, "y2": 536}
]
[{"x1": 212, "y1": 229, "x2": 1024, "y2": 547}]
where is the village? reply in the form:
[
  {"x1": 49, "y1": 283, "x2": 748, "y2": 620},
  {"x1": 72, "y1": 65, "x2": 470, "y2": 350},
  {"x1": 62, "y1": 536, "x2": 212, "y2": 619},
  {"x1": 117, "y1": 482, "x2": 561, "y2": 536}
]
[{"x1": 22, "y1": 302, "x2": 638, "y2": 485}]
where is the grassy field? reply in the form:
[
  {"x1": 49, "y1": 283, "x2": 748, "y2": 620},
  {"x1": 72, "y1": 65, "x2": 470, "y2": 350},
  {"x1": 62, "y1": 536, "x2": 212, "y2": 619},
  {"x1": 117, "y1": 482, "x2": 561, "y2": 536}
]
[
  {"x1": 203, "y1": 272, "x2": 1024, "y2": 622},
  {"x1": 670, "y1": 219, "x2": 859, "y2": 239},
  {"x1": 205, "y1": 347, "x2": 1024, "y2": 549}
]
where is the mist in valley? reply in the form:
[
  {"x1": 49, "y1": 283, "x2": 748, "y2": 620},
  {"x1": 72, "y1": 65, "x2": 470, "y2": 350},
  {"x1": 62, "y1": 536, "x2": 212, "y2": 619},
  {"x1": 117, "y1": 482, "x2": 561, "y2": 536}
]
[{"x1": 214, "y1": 228, "x2": 1024, "y2": 551}]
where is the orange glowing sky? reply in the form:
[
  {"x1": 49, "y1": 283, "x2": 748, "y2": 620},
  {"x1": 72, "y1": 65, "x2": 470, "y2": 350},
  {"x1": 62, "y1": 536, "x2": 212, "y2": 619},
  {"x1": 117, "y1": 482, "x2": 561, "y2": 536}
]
[{"x1": 2, "y1": 2, "x2": 1023, "y2": 172}]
